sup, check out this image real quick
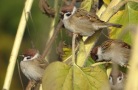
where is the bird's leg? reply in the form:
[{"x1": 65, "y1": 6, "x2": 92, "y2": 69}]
[
  {"x1": 25, "y1": 80, "x2": 36, "y2": 90},
  {"x1": 26, "y1": 81, "x2": 33, "y2": 90}
]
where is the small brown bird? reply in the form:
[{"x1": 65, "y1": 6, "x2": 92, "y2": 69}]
[
  {"x1": 109, "y1": 71, "x2": 126, "y2": 90},
  {"x1": 91, "y1": 39, "x2": 131, "y2": 66},
  {"x1": 20, "y1": 49, "x2": 48, "y2": 82},
  {"x1": 61, "y1": 6, "x2": 122, "y2": 36}
]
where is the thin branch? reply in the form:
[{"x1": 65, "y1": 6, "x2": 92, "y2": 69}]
[
  {"x1": 39, "y1": 0, "x2": 55, "y2": 17},
  {"x1": 17, "y1": 60, "x2": 24, "y2": 90},
  {"x1": 26, "y1": 81, "x2": 32, "y2": 90},
  {"x1": 91, "y1": 61, "x2": 112, "y2": 67},
  {"x1": 41, "y1": 20, "x2": 63, "y2": 59},
  {"x1": 72, "y1": 33, "x2": 77, "y2": 65},
  {"x1": 2, "y1": 0, "x2": 34, "y2": 89}
]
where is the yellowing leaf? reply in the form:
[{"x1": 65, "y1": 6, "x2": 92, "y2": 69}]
[
  {"x1": 42, "y1": 61, "x2": 72, "y2": 90},
  {"x1": 80, "y1": 0, "x2": 93, "y2": 11},
  {"x1": 103, "y1": 0, "x2": 111, "y2": 5},
  {"x1": 42, "y1": 61, "x2": 109, "y2": 90},
  {"x1": 109, "y1": 2, "x2": 138, "y2": 44}
]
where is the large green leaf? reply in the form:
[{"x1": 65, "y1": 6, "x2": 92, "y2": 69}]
[
  {"x1": 42, "y1": 61, "x2": 109, "y2": 90},
  {"x1": 109, "y1": 2, "x2": 138, "y2": 44}
]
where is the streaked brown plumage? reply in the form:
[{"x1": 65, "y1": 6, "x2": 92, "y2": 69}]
[
  {"x1": 20, "y1": 49, "x2": 48, "y2": 82},
  {"x1": 61, "y1": 6, "x2": 122, "y2": 36},
  {"x1": 91, "y1": 39, "x2": 131, "y2": 66}
]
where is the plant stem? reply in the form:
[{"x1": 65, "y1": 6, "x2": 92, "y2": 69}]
[
  {"x1": 74, "y1": 30, "x2": 102, "y2": 67},
  {"x1": 72, "y1": 33, "x2": 77, "y2": 65},
  {"x1": 76, "y1": 37, "x2": 86, "y2": 66},
  {"x1": 2, "y1": 0, "x2": 34, "y2": 89},
  {"x1": 41, "y1": 0, "x2": 63, "y2": 60},
  {"x1": 100, "y1": 0, "x2": 122, "y2": 21},
  {"x1": 125, "y1": 26, "x2": 138, "y2": 90},
  {"x1": 41, "y1": 20, "x2": 63, "y2": 59},
  {"x1": 91, "y1": 61, "x2": 112, "y2": 67}
]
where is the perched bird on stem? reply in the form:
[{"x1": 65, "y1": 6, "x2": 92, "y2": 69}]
[
  {"x1": 60, "y1": 6, "x2": 122, "y2": 36},
  {"x1": 20, "y1": 49, "x2": 48, "y2": 89}
]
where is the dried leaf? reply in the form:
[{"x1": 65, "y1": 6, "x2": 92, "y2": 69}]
[{"x1": 39, "y1": 0, "x2": 55, "y2": 17}]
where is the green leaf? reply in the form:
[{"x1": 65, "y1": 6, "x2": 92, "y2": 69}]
[
  {"x1": 103, "y1": 0, "x2": 111, "y2": 5},
  {"x1": 62, "y1": 47, "x2": 72, "y2": 61},
  {"x1": 85, "y1": 56, "x2": 95, "y2": 66},
  {"x1": 109, "y1": 2, "x2": 138, "y2": 44},
  {"x1": 42, "y1": 61, "x2": 109, "y2": 90},
  {"x1": 42, "y1": 61, "x2": 72, "y2": 90},
  {"x1": 80, "y1": 0, "x2": 93, "y2": 11}
]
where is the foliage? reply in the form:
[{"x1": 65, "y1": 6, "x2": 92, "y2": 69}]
[
  {"x1": 109, "y1": 2, "x2": 138, "y2": 44},
  {"x1": 42, "y1": 61, "x2": 109, "y2": 90},
  {"x1": 2, "y1": 0, "x2": 138, "y2": 89},
  {"x1": 42, "y1": 0, "x2": 138, "y2": 90}
]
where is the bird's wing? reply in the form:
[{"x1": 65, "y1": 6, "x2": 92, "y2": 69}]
[
  {"x1": 117, "y1": 40, "x2": 131, "y2": 49},
  {"x1": 74, "y1": 9, "x2": 122, "y2": 28},
  {"x1": 34, "y1": 58, "x2": 48, "y2": 69},
  {"x1": 101, "y1": 39, "x2": 113, "y2": 51},
  {"x1": 75, "y1": 9, "x2": 104, "y2": 23}
]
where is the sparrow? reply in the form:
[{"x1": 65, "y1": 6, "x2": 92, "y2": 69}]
[
  {"x1": 109, "y1": 71, "x2": 126, "y2": 90},
  {"x1": 20, "y1": 49, "x2": 48, "y2": 82},
  {"x1": 91, "y1": 39, "x2": 131, "y2": 66},
  {"x1": 60, "y1": 6, "x2": 122, "y2": 36}
]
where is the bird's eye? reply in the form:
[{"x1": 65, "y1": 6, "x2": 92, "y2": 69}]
[
  {"x1": 65, "y1": 13, "x2": 71, "y2": 16},
  {"x1": 118, "y1": 77, "x2": 122, "y2": 81},
  {"x1": 109, "y1": 76, "x2": 112, "y2": 83},
  {"x1": 92, "y1": 54, "x2": 98, "y2": 60},
  {"x1": 117, "y1": 76, "x2": 123, "y2": 83},
  {"x1": 26, "y1": 56, "x2": 31, "y2": 59}
]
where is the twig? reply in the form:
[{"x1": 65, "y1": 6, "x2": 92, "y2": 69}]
[
  {"x1": 2, "y1": 0, "x2": 34, "y2": 89},
  {"x1": 91, "y1": 61, "x2": 112, "y2": 67},
  {"x1": 41, "y1": 20, "x2": 63, "y2": 59},
  {"x1": 39, "y1": 0, "x2": 55, "y2": 17},
  {"x1": 26, "y1": 81, "x2": 32, "y2": 90},
  {"x1": 17, "y1": 60, "x2": 24, "y2": 90},
  {"x1": 72, "y1": 33, "x2": 77, "y2": 65}
]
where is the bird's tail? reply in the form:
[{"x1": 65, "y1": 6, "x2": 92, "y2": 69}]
[{"x1": 106, "y1": 23, "x2": 122, "y2": 28}]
